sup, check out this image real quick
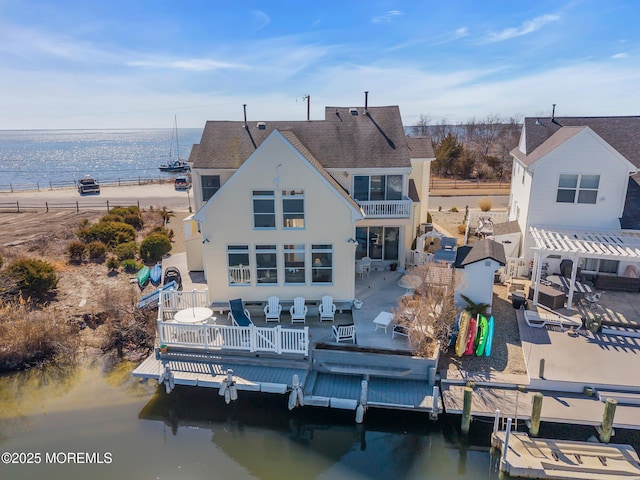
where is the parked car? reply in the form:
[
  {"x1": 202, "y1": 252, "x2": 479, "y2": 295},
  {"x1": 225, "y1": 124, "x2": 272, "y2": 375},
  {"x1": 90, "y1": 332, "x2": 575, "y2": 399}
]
[
  {"x1": 174, "y1": 176, "x2": 191, "y2": 190},
  {"x1": 163, "y1": 266, "x2": 182, "y2": 290},
  {"x1": 77, "y1": 176, "x2": 100, "y2": 195}
]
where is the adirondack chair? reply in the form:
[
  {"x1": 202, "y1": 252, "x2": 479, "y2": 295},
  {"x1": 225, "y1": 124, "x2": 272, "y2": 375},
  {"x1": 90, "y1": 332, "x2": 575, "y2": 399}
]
[
  {"x1": 318, "y1": 295, "x2": 336, "y2": 322},
  {"x1": 228, "y1": 298, "x2": 253, "y2": 327},
  {"x1": 289, "y1": 297, "x2": 308, "y2": 323},
  {"x1": 332, "y1": 323, "x2": 356, "y2": 343},
  {"x1": 264, "y1": 296, "x2": 282, "y2": 322}
]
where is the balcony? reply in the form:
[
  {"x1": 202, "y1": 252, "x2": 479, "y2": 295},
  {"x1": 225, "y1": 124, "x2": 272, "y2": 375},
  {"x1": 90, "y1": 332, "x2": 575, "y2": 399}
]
[{"x1": 356, "y1": 198, "x2": 412, "y2": 218}]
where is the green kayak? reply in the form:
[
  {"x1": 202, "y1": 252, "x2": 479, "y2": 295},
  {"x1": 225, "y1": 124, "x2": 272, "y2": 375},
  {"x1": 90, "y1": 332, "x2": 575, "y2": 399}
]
[{"x1": 137, "y1": 266, "x2": 150, "y2": 288}]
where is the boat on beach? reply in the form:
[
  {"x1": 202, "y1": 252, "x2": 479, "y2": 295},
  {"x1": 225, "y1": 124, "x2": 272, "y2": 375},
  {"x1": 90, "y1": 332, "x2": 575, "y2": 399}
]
[
  {"x1": 137, "y1": 266, "x2": 150, "y2": 288},
  {"x1": 159, "y1": 116, "x2": 190, "y2": 172}
]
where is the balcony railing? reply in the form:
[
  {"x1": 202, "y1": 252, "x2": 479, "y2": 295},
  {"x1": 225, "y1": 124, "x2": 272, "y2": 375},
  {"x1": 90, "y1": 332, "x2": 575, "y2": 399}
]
[{"x1": 356, "y1": 198, "x2": 412, "y2": 218}]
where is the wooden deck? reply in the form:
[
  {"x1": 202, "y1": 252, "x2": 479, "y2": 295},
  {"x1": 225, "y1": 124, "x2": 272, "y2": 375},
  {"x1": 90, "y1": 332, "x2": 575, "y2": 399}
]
[{"x1": 492, "y1": 431, "x2": 640, "y2": 479}]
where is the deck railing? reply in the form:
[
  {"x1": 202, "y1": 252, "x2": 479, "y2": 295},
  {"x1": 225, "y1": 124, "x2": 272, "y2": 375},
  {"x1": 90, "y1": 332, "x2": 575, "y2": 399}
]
[
  {"x1": 356, "y1": 198, "x2": 412, "y2": 218},
  {"x1": 157, "y1": 322, "x2": 309, "y2": 356},
  {"x1": 160, "y1": 289, "x2": 209, "y2": 314}
]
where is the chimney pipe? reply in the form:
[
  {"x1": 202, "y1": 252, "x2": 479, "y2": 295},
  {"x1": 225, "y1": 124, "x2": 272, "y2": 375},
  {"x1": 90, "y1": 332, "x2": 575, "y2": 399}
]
[
  {"x1": 551, "y1": 104, "x2": 556, "y2": 120},
  {"x1": 243, "y1": 104, "x2": 248, "y2": 129},
  {"x1": 364, "y1": 91, "x2": 369, "y2": 110}
]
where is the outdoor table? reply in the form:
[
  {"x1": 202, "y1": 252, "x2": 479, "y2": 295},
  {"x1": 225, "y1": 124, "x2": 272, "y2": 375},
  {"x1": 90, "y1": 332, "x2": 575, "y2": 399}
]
[
  {"x1": 398, "y1": 274, "x2": 422, "y2": 294},
  {"x1": 373, "y1": 311, "x2": 394, "y2": 334},
  {"x1": 174, "y1": 307, "x2": 214, "y2": 324}
]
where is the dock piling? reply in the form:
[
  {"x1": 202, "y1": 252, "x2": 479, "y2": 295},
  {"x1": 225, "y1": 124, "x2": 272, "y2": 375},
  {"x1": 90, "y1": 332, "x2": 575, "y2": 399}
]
[
  {"x1": 493, "y1": 409, "x2": 501, "y2": 436},
  {"x1": 461, "y1": 386, "x2": 473, "y2": 435},
  {"x1": 600, "y1": 398, "x2": 617, "y2": 443},
  {"x1": 529, "y1": 392, "x2": 543, "y2": 437},
  {"x1": 501, "y1": 417, "x2": 513, "y2": 469}
]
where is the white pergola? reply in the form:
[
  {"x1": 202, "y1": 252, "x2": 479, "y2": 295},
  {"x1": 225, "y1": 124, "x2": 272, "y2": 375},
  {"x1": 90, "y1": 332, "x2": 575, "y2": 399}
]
[{"x1": 530, "y1": 225, "x2": 640, "y2": 309}]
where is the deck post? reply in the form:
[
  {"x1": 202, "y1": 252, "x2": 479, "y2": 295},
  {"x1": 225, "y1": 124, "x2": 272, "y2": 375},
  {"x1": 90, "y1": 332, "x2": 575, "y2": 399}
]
[
  {"x1": 538, "y1": 358, "x2": 545, "y2": 379},
  {"x1": 529, "y1": 392, "x2": 543, "y2": 437},
  {"x1": 492, "y1": 409, "x2": 501, "y2": 435},
  {"x1": 461, "y1": 387, "x2": 473, "y2": 435},
  {"x1": 501, "y1": 418, "x2": 513, "y2": 468},
  {"x1": 430, "y1": 386, "x2": 439, "y2": 420},
  {"x1": 600, "y1": 398, "x2": 617, "y2": 443},
  {"x1": 355, "y1": 380, "x2": 368, "y2": 424}
]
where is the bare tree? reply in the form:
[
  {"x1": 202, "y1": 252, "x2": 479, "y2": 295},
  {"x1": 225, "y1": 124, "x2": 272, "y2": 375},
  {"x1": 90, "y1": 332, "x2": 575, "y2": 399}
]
[
  {"x1": 393, "y1": 263, "x2": 459, "y2": 357},
  {"x1": 411, "y1": 114, "x2": 431, "y2": 137}
]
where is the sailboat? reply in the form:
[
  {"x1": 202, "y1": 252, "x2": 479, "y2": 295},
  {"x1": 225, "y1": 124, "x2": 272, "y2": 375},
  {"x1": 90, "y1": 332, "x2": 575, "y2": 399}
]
[{"x1": 159, "y1": 116, "x2": 190, "y2": 172}]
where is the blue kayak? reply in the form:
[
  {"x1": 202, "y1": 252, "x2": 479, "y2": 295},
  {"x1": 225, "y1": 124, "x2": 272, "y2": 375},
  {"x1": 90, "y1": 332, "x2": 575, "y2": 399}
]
[{"x1": 150, "y1": 264, "x2": 162, "y2": 286}]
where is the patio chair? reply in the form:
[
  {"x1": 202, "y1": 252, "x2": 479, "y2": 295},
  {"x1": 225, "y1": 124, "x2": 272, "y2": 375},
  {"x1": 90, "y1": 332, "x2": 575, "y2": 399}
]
[
  {"x1": 332, "y1": 323, "x2": 356, "y2": 343},
  {"x1": 392, "y1": 325, "x2": 409, "y2": 339},
  {"x1": 289, "y1": 296, "x2": 308, "y2": 324},
  {"x1": 355, "y1": 262, "x2": 365, "y2": 279},
  {"x1": 264, "y1": 296, "x2": 282, "y2": 323},
  {"x1": 583, "y1": 291, "x2": 604, "y2": 310},
  {"x1": 360, "y1": 257, "x2": 371, "y2": 277},
  {"x1": 318, "y1": 295, "x2": 336, "y2": 322},
  {"x1": 228, "y1": 298, "x2": 253, "y2": 327}
]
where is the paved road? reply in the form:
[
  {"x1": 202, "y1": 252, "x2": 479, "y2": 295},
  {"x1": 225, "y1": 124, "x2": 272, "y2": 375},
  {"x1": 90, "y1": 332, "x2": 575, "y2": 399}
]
[
  {"x1": 0, "y1": 183, "x2": 193, "y2": 212},
  {"x1": 429, "y1": 194, "x2": 509, "y2": 211}
]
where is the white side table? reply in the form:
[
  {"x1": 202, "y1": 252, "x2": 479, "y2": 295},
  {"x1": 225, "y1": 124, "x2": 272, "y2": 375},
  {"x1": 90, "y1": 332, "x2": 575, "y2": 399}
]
[{"x1": 373, "y1": 311, "x2": 394, "y2": 334}]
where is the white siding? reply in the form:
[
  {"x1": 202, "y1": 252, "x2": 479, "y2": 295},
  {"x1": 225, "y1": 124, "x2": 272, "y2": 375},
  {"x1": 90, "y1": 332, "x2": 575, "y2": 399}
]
[{"x1": 455, "y1": 260, "x2": 502, "y2": 313}]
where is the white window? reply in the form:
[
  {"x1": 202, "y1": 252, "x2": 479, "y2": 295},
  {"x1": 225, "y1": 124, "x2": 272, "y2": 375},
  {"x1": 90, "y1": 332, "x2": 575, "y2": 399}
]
[
  {"x1": 201, "y1": 175, "x2": 220, "y2": 202},
  {"x1": 355, "y1": 226, "x2": 399, "y2": 260},
  {"x1": 253, "y1": 190, "x2": 275, "y2": 228},
  {"x1": 228, "y1": 245, "x2": 251, "y2": 285},
  {"x1": 255, "y1": 245, "x2": 278, "y2": 284},
  {"x1": 556, "y1": 174, "x2": 599, "y2": 204},
  {"x1": 311, "y1": 244, "x2": 333, "y2": 284},
  {"x1": 579, "y1": 257, "x2": 619, "y2": 274},
  {"x1": 284, "y1": 244, "x2": 305, "y2": 284},
  {"x1": 282, "y1": 190, "x2": 305, "y2": 228}
]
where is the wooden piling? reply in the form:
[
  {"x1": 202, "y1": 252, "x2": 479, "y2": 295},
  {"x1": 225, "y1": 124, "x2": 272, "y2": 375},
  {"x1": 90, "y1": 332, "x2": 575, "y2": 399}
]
[
  {"x1": 461, "y1": 387, "x2": 473, "y2": 435},
  {"x1": 529, "y1": 392, "x2": 543, "y2": 437},
  {"x1": 600, "y1": 398, "x2": 617, "y2": 443}
]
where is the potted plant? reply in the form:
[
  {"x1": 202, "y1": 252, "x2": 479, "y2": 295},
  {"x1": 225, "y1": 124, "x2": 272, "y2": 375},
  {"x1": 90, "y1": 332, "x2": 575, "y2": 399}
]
[{"x1": 159, "y1": 344, "x2": 168, "y2": 354}]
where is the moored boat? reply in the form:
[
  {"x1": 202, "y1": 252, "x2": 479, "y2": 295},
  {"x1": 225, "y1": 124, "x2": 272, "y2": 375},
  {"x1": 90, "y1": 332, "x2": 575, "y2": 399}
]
[{"x1": 159, "y1": 116, "x2": 190, "y2": 172}]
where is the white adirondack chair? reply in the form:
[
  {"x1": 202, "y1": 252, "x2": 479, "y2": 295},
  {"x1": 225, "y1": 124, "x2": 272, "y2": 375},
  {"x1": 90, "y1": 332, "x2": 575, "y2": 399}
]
[
  {"x1": 264, "y1": 296, "x2": 282, "y2": 322},
  {"x1": 318, "y1": 295, "x2": 336, "y2": 322},
  {"x1": 332, "y1": 323, "x2": 356, "y2": 343},
  {"x1": 289, "y1": 297, "x2": 308, "y2": 323}
]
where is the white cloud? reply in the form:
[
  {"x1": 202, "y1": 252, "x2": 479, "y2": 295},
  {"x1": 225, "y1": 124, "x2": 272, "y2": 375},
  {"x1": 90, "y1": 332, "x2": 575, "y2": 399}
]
[
  {"x1": 612, "y1": 52, "x2": 628, "y2": 59},
  {"x1": 251, "y1": 10, "x2": 271, "y2": 30},
  {"x1": 483, "y1": 14, "x2": 560, "y2": 43},
  {"x1": 128, "y1": 58, "x2": 248, "y2": 71},
  {"x1": 372, "y1": 10, "x2": 403, "y2": 24}
]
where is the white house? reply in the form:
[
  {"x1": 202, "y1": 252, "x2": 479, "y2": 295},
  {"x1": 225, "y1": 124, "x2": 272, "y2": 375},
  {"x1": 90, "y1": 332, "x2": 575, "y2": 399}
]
[
  {"x1": 184, "y1": 104, "x2": 434, "y2": 305},
  {"x1": 454, "y1": 239, "x2": 506, "y2": 313},
  {"x1": 508, "y1": 115, "x2": 640, "y2": 306}
]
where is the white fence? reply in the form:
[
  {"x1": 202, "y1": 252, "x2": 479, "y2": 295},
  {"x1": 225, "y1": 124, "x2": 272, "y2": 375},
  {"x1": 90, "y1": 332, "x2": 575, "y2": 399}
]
[
  {"x1": 157, "y1": 322, "x2": 309, "y2": 356},
  {"x1": 405, "y1": 250, "x2": 434, "y2": 267},
  {"x1": 356, "y1": 199, "x2": 412, "y2": 218}
]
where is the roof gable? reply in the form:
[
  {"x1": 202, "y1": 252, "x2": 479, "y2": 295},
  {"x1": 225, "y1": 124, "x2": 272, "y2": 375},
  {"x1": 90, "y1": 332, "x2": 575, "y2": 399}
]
[{"x1": 459, "y1": 238, "x2": 506, "y2": 267}]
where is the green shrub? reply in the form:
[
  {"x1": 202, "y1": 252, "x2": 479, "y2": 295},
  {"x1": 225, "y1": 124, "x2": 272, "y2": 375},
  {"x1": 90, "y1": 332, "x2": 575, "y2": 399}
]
[
  {"x1": 76, "y1": 221, "x2": 136, "y2": 247},
  {"x1": 100, "y1": 213, "x2": 124, "y2": 223},
  {"x1": 106, "y1": 256, "x2": 120, "y2": 271},
  {"x1": 114, "y1": 241, "x2": 137, "y2": 261},
  {"x1": 66, "y1": 241, "x2": 87, "y2": 263},
  {"x1": 87, "y1": 241, "x2": 108, "y2": 261},
  {"x1": 110, "y1": 206, "x2": 140, "y2": 217},
  {"x1": 6, "y1": 258, "x2": 58, "y2": 300},
  {"x1": 121, "y1": 259, "x2": 142, "y2": 273},
  {"x1": 151, "y1": 226, "x2": 174, "y2": 241},
  {"x1": 77, "y1": 218, "x2": 90, "y2": 229},
  {"x1": 427, "y1": 212, "x2": 433, "y2": 224},
  {"x1": 449, "y1": 206, "x2": 459, "y2": 213},
  {"x1": 140, "y1": 233, "x2": 172, "y2": 262},
  {"x1": 124, "y1": 213, "x2": 143, "y2": 229}
]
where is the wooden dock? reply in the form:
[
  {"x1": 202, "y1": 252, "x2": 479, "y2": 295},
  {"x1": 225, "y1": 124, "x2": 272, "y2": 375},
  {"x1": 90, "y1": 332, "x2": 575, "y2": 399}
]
[{"x1": 492, "y1": 431, "x2": 640, "y2": 479}]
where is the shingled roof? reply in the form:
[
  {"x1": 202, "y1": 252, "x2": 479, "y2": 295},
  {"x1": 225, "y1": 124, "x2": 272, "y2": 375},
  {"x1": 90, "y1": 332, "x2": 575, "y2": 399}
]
[
  {"x1": 458, "y1": 238, "x2": 506, "y2": 268},
  {"x1": 519, "y1": 116, "x2": 640, "y2": 170},
  {"x1": 190, "y1": 106, "x2": 416, "y2": 170}
]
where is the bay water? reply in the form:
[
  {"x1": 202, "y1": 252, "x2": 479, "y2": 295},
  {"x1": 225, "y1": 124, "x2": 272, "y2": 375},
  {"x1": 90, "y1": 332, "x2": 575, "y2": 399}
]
[
  {"x1": 0, "y1": 129, "x2": 204, "y2": 189},
  {"x1": 0, "y1": 360, "x2": 497, "y2": 480}
]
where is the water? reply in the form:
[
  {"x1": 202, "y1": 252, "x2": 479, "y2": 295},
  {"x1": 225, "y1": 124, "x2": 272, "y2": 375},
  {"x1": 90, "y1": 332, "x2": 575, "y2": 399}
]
[
  {"x1": 0, "y1": 129, "x2": 203, "y2": 188},
  {"x1": 0, "y1": 360, "x2": 497, "y2": 480}
]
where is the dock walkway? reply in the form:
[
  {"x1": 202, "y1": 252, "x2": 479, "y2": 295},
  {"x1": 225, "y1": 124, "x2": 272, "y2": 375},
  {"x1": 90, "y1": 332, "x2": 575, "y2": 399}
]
[{"x1": 492, "y1": 431, "x2": 640, "y2": 479}]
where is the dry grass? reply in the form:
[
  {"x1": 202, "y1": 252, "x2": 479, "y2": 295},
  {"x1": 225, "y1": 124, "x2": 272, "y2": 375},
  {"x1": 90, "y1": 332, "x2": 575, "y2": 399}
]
[
  {"x1": 478, "y1": 197, "x2": 493, "y2": 212},
  {"x1": 457, "y1": 223, "x2": 467, "y2": 234},
  {"x1": 0, "y1": 300, "x2": 78, "y2": 371}
]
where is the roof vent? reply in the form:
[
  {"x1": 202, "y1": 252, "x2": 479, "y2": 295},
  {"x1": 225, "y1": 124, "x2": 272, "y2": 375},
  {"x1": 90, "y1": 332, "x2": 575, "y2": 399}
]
[
  {"x1": 257, "y1": 121, "x2": 266, "y2": 130},
  {"x1": 349, "y1": 108, "x2": 358, "y2": 116}
]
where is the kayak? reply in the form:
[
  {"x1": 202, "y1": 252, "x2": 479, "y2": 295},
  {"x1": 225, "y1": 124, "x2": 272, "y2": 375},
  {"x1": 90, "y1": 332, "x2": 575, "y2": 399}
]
[
  {"x1": 484, "y1": 316, "x2": 495, "y2": 357},
  {"x1": 448, "y1": 311, "x2": 462, "y2": 347},
  {"x1": 137, "y1": 266, "x2": 150, "y2": 289},
  {"x1": 455, "y1": 311, "x2": 471, "y2": 357},
  {"x1": 475, "y1": 315, "x2": 489, "y2": 356},
  {"x1": 464, "y1": 317, "x2": 477, "y2": 355},
  {"x1": 150, "y1": 263, "x2": 162, "y2": 286}
]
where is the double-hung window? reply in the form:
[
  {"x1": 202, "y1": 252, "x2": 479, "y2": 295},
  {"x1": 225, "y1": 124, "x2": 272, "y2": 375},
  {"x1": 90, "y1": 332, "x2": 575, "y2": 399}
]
[
  {"x1": 253, "y1": 190, "x2": 275, "y2": 228},
  {"x1": 228, "y1": 245, "x2": 250, "y2": 285},
  {"x1": 311, "y1": 244, "x2": 332, "y2": 284},
  {"x1": 201, "y1": 175, "x2": 220, "y2": 202},
  {"x1": 284, "y1": 244, "x2": 305, "y2": 284},
  {"x1": 255, "y1": 245, "x2": 278, "y2": 284},
  {"x1": 282, "y1": 190, "x2": 304, "y2": 228},
  {"x1": 556, "y1": 174, "x2": 600, "y2": 204}
]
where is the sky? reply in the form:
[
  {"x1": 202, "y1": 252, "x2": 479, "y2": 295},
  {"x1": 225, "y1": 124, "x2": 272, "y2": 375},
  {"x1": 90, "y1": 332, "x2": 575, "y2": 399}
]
[{"x1": 1, "y1": 0, "x2": 639, "y2": 129}]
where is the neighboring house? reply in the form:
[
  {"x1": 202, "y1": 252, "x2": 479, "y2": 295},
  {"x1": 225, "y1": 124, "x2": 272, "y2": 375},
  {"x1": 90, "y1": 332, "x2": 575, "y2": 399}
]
[
  {"x1": 454, "y1": 239, "x2": 506, "y2": 313},
  {"x1": 184, "y1": 105, "x2": 434, "y2": 304},
  {"x1": 508, "y1": 115, "x2": 640, "y2": 305}
]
